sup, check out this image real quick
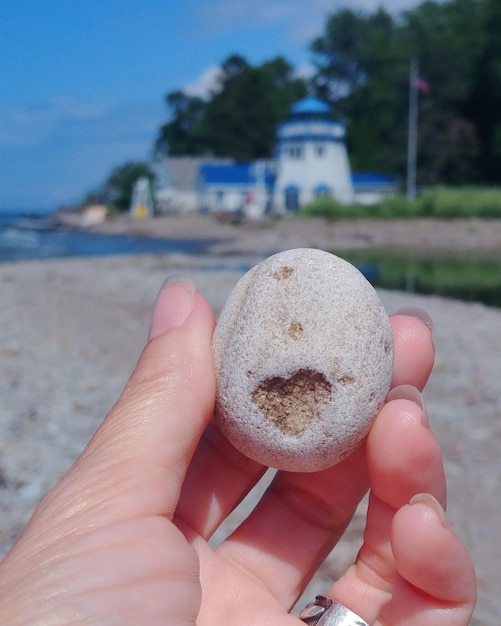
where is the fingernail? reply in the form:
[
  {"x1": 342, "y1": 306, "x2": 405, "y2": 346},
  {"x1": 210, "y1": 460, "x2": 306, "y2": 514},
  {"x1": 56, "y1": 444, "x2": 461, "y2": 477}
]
[
  {"x1": 386, "y1": 384, "x2": 429, "y2": 427},
  {"x1": 409, "y1": 493, "x2": 449, "y2": 528},
  {"x1": 147, "y1": 275, "x2": 196, "y2": 340},
  {"x1": 392, "y1": 307, "x2": 433, "y2": 333}
]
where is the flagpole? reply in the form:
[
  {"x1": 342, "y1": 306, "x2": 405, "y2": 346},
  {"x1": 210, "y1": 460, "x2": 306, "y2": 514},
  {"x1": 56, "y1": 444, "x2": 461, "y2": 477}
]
[{"x1": 406, "y1": 58, "x2": 419, "y2": 199}]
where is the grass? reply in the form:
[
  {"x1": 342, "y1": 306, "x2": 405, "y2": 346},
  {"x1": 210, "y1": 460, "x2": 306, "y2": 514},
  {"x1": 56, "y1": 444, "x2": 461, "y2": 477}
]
[{"x1": 299, "y1": 187, "x2": 501, "y2": 220}]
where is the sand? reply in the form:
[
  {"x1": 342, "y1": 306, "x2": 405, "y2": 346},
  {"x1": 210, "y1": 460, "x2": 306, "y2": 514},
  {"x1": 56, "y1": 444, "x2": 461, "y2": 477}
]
[{"x1": 1, "y1": 215, "x2": 500, "y2": 623}]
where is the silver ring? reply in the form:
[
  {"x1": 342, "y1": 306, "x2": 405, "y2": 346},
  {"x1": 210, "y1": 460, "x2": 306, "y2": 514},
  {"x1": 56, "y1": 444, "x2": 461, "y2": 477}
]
[{"x1": 299, "y1": 595, "x2": 370, "y2": 626}]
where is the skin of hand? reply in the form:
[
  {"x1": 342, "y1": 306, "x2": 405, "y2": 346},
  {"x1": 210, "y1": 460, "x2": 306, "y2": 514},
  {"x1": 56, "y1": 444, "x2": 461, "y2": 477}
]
[{"x1": 0, "y1": 278, "x2": 476, "y2": 625}]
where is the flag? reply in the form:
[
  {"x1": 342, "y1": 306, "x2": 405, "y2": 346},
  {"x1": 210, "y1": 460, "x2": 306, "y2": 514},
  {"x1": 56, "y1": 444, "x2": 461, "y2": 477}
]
[{"x1": 415, "y1": 77, "x2": 430, "y2": 94}]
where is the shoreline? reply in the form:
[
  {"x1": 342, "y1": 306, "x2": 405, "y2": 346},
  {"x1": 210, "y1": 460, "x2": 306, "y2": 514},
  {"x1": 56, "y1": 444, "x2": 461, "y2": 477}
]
[{"x1": 86, "y1": 213, "x2": 501, "y2": 258}]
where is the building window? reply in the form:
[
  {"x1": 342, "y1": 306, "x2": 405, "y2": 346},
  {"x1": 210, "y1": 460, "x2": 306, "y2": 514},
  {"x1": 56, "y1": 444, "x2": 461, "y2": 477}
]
[
  {"x1": 315, "y1": 144, "x2": 325, "y2": 157},
  {"x1": 314, "y1": 184, "x2": 331, "y2": 197},
  {"x1": 289, "y1": 146, "x2": 303, "y2": 159}
]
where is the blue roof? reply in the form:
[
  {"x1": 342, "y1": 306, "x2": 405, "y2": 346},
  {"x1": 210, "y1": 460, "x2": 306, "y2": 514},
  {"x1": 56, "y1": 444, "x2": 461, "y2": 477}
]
[
  {"x1": 291, "y1": 97, "x2": 331, "y2": 115},
  {"x1": 199, "y1": 163, "x2": 275, "y2": 188},
  {"x1": 352, "y1": 173, "x2": 397, "y2": 186},
  {"x1": 200, "y1": 163, "x2": 253, "y2": 185},
  {"x1": 199, "y1": 164, "x2": 397, "y2": 191}
]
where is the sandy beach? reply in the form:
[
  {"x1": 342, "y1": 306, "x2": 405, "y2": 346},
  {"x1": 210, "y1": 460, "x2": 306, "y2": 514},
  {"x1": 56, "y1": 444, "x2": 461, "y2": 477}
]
[
  {"x1": 1, "y1": 215, "x2": 500, "y2": 623},
  {"x1": 89, "y1": 212, "x2": 501, "y2": 257}
]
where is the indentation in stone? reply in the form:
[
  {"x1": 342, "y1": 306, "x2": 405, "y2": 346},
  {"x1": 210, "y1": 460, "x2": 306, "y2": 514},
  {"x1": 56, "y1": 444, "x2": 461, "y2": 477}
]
[
  {"x1": 252, "y1": 368, "x2": 331, "y2": 436},
  {"x1": 288, "y1": 321, "x2": 304, "y2": 340},
  {"x1": 338, "y1": 375, "x2": 355, "y2": 384},
  {"x1": 272, "y1": 266, "x2": 294, "y2": 280}
]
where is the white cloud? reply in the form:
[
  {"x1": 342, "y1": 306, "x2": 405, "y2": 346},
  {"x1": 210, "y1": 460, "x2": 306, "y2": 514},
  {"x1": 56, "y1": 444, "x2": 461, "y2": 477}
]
[
  {"x1": 183, "y1": 65, "x2": 223, "y2": 99},
  {"x1": 196, "y1": 0, "x2": 441, "y2": 46},
  {"x1": 295, "y1": 63, "x2": 316, "y2": 80},
  {"x1": 286, "y1": 0, "x2": 435, "y2": 45},
  {"x1": 203, "y1": 0, "x2": 294, "y2": 29}
]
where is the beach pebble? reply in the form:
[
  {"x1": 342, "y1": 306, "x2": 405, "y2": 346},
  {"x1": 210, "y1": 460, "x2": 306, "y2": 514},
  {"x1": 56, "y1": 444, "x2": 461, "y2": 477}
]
[{"x1": 213, "y1": 248, "x2": 394, "y2": 472}]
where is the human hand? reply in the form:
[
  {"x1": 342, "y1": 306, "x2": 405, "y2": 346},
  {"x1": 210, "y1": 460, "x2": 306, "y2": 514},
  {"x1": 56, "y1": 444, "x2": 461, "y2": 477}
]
[{"x1": 0, "y1": 278, "x2": 476, "y2": 625}]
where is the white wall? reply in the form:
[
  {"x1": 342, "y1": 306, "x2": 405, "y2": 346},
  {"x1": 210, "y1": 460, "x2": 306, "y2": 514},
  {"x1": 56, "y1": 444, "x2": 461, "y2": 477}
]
[
  {"x1": 275, "y1": 139, "x2": 354, "y2": 211},
  {"x1": 198, "y1": 185, "x2": 269, "y2": 217}
]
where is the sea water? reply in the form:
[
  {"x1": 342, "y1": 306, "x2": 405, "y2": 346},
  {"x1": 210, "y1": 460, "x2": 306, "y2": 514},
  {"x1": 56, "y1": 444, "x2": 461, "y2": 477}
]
[{"x1": 0, "y1": 211, "x2": 212, "y2": 263}]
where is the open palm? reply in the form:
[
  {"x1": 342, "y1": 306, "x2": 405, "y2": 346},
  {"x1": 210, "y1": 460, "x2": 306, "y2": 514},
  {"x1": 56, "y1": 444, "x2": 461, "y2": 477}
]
[{"x1": 0, "y1": 282, "x2": 476, "y2": 625}]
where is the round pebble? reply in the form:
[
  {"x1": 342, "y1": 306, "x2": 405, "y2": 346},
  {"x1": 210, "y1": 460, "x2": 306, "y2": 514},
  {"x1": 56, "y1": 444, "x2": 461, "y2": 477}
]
[{"x1": 212, "y1": 248, "x2": 394, "y2": 472}]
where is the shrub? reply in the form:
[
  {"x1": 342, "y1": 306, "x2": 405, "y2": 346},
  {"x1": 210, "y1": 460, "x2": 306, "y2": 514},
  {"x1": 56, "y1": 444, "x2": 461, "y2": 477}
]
[
  {"x1": 415, "y1": 187, "x2": 501, "y2": 218},
  {"x1": 299, "y1": 187, "x2": 501, "y2": 219},
  {"x1": 299, "y1": 196, "x2": 349, "y2": 219}
]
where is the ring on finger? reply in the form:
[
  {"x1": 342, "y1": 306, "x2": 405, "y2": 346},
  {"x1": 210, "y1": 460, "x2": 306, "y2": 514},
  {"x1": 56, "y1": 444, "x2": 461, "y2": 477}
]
[{"x1": 299, "y1": 595, "x2": 370, "y2": 626}]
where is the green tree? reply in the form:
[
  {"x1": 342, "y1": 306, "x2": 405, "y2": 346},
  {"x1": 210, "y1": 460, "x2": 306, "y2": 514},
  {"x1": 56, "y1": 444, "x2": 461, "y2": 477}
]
[
  {"x1": 155, "y1": 91, "x2": 208, "y2": 156},
  {"x1": 311, "y1": 8, "x2": 413, "y2": 173},
  {"x1": 155, "y1": 54, "x2": 307, "y2": 161},
  {"x1": 310, "y1": 0, "x2": 485, "y2": 184},
  {"x1": 153, "y1": 0, "x2": 496, "y2": 185},
  {"x1": 102, "y1": 162, "x2": 155, "y2": 212},
  {"x1": 467, "y1": 0, "x2": 501, "y2": 182},
  {"x1": 404, "y1": 0, "x2": 484, "y2": 183},
  {"x1": 205, "y1": 55, "x2": 307, "y2": 160}
]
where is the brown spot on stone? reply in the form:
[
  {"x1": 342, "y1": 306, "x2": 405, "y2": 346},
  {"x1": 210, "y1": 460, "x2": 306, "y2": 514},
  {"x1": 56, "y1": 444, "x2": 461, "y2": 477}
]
[
  {"x1": 252, "y1": 369, "x2": 331, "y2": 436},
  {"x1": 384, "y1": 341, "x2": 392, "y2": 354},
  {"x1": 338, "y1": 375, "x2": 355, "y2": 385},
  {"x1": 288, "y1": 321, "x2": 303, "y2": 340},
  {"x1": 272, "y1": 266, "x2": 294, "y2": 280}
]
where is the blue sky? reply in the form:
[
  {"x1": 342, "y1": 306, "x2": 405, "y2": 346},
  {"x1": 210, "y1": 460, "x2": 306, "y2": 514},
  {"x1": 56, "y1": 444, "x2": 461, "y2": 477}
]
[{"x1": 1, "y1": 0, "x2": 429, "y2": 211}]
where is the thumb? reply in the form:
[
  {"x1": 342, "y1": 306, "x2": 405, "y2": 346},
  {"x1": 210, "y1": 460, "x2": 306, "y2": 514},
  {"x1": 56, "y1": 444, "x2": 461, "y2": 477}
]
[{"x1": 40, "y1": 278, "x2": 216, "y2": 527}]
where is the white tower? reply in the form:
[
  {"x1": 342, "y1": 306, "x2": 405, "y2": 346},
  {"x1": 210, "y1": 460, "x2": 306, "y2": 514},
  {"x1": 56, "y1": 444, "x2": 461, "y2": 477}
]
[
  {"x1": 274, "y1": 97, "x2": 353, "y2": 211},
  {"x1": 129, "y1": 176, "x2": 154, "y2": 218}
]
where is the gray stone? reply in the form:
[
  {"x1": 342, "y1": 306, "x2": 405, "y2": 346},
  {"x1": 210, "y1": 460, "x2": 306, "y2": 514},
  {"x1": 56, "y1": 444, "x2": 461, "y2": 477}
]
[{"x1": 213, "y1": 248, "x2": 394, "y2": 472}]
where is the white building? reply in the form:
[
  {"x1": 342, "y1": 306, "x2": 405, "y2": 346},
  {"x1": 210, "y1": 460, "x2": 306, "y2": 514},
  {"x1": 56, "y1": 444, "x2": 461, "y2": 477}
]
[
  {"x1": 157, "y1": 98, "x2": 396, "y2": 217},
  {"x1": 274, "y1": 97, "x2": 354, "y2": 211},
  {"x1": 154, "y1": 156, "x2": 232, "y2": 213},
  {"x1": 197, "y1": 161, "x2": 274, "y2": 218}
]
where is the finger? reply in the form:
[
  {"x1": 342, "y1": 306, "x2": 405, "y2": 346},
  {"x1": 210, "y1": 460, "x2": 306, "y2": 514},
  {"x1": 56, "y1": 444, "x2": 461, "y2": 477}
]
[
  {"x1": 328, "y1": 386, "x2": 448, "y2": 621},
  {"x1": 379, "y1": 494, "x2": 476, "y2": 626},
  {"x1": 38, "y1": 279, "x2": 216, "y2": 528},
  {"x1": 368, "y1": 385, "x2": 446, "y2": 509},
  {"x1": 389, "y1": 309, "x2": 434, "y2": 390},
  {"x1": 176, "y1": 310, "x2": 435, "y2": 542}
]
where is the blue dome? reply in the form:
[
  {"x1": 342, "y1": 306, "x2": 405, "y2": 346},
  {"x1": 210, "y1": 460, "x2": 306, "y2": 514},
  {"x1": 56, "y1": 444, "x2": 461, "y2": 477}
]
[{"x1": 291, "y1": 97, "x2": 331, "y2": 115}]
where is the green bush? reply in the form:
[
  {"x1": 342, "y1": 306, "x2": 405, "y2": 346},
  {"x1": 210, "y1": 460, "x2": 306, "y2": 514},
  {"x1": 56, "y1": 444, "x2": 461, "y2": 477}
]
[
  {"x1": 416, "y1": 187, "x2": 501, "y2": 218},
  {"x1": 299, "y1": 187, "x2": 501, "y2": 220},
  {"x1": 298, "y1": 196, "x2": 350, "y2": 219},
  {"x1": 373, "y1": 195, "x2": 418, "y2": 218}
]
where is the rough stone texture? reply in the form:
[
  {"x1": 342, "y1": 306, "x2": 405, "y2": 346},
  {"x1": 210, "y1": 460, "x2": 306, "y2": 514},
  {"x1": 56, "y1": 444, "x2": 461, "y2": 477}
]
[{"x1": 213, "y1": 249, "x2": 394, "y2": 472}]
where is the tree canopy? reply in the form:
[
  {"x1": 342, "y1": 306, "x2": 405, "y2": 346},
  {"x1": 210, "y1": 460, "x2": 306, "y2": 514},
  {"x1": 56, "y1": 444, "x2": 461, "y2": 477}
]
[
  {"x1": 155, "y1": 55, "x2": 307, "y2": 162},
  {"x1": 154, "y1": 0, "x2": 501, "y2": 186},
  {"x1": 310, "y1": 0, "x2": 489, "y2": 184}
]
